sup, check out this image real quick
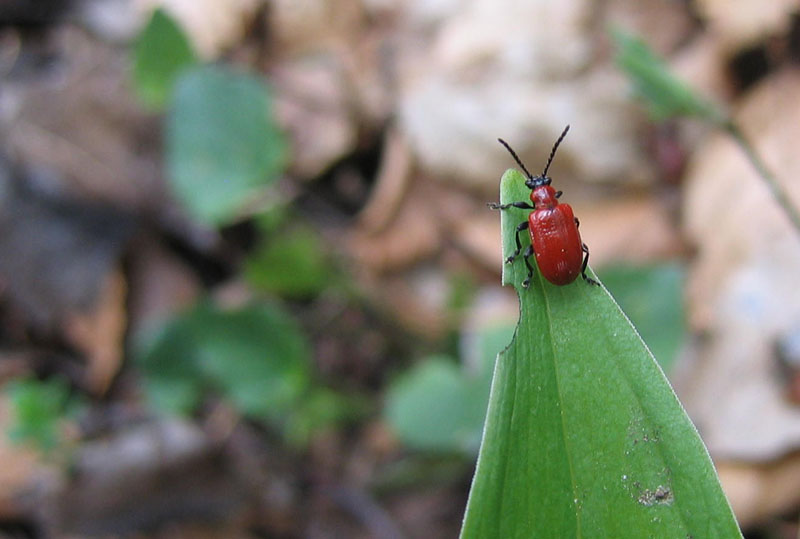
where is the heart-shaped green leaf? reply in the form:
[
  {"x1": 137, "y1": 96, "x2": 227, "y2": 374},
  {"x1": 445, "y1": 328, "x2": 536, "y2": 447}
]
[
  {"x1": 167, "y1": 65, "x2": 287, "y2": 225},
  {"x1": 386, "y1": 356, "x2": 491, "y2": 454},
  {"x1": 460, "y1": 169, "x2": 741, "y2": 537},
  {"x1": 136, "y1": 302, "x2": 310, "y2": 420}
]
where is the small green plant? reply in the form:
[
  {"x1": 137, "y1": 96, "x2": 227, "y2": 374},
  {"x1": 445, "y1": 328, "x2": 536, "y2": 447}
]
[
  {"x1": 5, "y1": 377, "x2": 82, "y2": 454},
  {"x1": 385, "y1": 323, "x2": 513, "y2": 454},
  {"x1": 459, "y1": 170, "x2": 741, "y2": 537},
  {"x1": 245, "y1": 224, "x2": 330, "y2": 298},
  {"x1": 612, "y1": 27, "x2": 800, "y2": 236},
  {"x1": 135, "y1": 301, "x2": 360, "y2": 446},
  {"x1": 132, "y1": 8, "x2": 287, "y2": 226},
  {"x1": 167, "y1": 65, "x2": 287, "y2": 225}
]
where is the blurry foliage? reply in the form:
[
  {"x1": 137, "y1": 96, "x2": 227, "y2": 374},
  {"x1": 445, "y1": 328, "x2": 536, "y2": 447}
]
[
  {"x1": 167, "y1": 65, "x2": 287, "y2": 225},
  {"x1": 136, "y1": 302, "x2": 362, "y2": 446},
  {"x1": 599, "y1": 263, "x2": 686, "y2": 373},
  {"x1": 385, "y1": 324, "x2": 513, "y2": 454},
  {"x1": 613, "y1": 27, "x2": 800, "y2": 235},
  {"x1": 245, "y1": 225, "x2": 330, "y2": 298},
  {"x1": 611, "y1": 28, "x2": 724, "y2": 124},
  {"x1": 133, "y1": 8, "x2": 287, "y2": 226},
  {"x1": 5, "y1": 377, "x2": 83, "y2": 453},
  {"x1": 132, "y1": 8, "x2": 197, "y2": 110},
  {"x1": 136, "y1": 302, "x2": 310, "y2": 417},
  {"x1": 128, "y1": 9, "x2": 352, "y2": 447}
]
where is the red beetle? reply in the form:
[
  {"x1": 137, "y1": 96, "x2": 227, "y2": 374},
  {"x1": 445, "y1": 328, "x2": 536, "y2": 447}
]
[{"x1": 489, "y1": 126, "x2": 598, "y2": 287}]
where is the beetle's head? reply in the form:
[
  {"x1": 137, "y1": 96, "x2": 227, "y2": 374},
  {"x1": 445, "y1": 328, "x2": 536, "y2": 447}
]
[
  {"x1": 498, "y1": 125, "x2": 570, "y2": 191},
  {"x1": 525, "y1": 176, "x2": 551, "y2": 189}
]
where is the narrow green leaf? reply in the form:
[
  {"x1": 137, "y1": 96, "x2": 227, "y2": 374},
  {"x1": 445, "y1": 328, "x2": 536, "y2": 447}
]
[
  {"x1": 132, "y1": 8, "x2": 197, "y2": 110},
  {"x1": 167, "y1": 65, "x2": 287, "y2": 225},
  {"x1": 611, "y1": 28, "x2": 725, "y2": 124},
  {"x1": 460, "y1": 170, "x2": 741, "y2": 537}
]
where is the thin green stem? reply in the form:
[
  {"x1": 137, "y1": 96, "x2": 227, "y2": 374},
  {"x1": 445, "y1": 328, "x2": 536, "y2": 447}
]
[{"x1": 723, "y1": 120, "x2": 800, "y2": 236}]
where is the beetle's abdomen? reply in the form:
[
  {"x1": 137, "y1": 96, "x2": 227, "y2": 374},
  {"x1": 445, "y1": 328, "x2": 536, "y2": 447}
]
[{"x1": 528, "y1": 204, "x2": 583, "y2": 285}]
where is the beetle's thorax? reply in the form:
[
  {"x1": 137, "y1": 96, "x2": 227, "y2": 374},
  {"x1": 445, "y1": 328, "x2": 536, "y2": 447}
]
[{"x1": 530, "y1": 184, "x2": 559, "y2": 209}]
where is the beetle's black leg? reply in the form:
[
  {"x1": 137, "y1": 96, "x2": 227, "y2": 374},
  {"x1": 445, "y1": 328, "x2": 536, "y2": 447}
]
[
  {"x1": 574, "y1": 217, "x2": 580, "y2": 228},
  {"x1": 506, "y1": 221, "x2": 529, "y2": 263},
  {"x1": 521, "y1": 245, "x2": 535, "y2": 288},
  {"x1": 488, "y1": 201, "x2": 534, "y2": 210},
  {"x1": 555, "y1": 190, "x2": 563, "y2": 198},
  {"x1": 581, "y1": 243, "x2": 599, "y2": 285}
]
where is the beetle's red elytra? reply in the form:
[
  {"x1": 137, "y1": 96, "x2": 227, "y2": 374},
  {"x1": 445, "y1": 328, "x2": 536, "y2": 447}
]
[{"x1": 489, "y1": 126, "x2": 598, "y2": 287}]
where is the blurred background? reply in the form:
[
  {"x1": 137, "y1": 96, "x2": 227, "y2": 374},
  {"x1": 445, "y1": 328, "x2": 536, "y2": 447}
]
[{"x1": 1, "y1": 0, "x2": 800, "y2": 537}]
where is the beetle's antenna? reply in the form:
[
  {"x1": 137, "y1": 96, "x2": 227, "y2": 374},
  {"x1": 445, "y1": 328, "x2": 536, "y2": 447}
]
[
  {"x1": 542, "y1": 125, "x2": 570, "y2": 177},
  {"x1": 498, "y1": 138, "x2": 533, "y2": 179}
]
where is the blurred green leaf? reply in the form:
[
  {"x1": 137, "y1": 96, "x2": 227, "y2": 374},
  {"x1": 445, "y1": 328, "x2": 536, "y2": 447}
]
[
  {"x1": 5, "y1": 377, "x2": 77, "y2": 452},
  {"x1": 460, "y1": 169, "x2": 741, "y2": 537},
  {"x1": 245, "y1": 226, "x2": 329, "y2": 297},
  {"x1": 142, "y1": 377, "x2": 201, "y2": 417},
  {"x1": 386, "y1": 356, "x2": 489, "y2": 453},
  {"x1": 137, "y1": 302, "x2": 310, "y2": 421},
  {"x1": 600, "y1": 263, "x2": 686, "y2": 373},
  {"x1": 385, "y1": 324, "x2": 513, "y2": 454},
  {"x1": 167, "y1": 65, "x2": 287, "y2": 225},
  {"x1": 132, "y1": 8, "x2": 196, "y2": 110},
  {"x1": 611, "y1": 27, "x2": 725, "y2": 124},
  {"x1": 284, "y1": 387, "x2": 366, "y2": 447}
]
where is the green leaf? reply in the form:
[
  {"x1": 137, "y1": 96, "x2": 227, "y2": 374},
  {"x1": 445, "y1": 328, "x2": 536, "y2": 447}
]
[
  {"x1": 283, "y1": 387, "x2": 367, "y2": 447},
  {"x1": 136, "y1": 302, "x2": 310, "y2": 420},
  {"x1": 386, "y1": 356, "x2": 490, "y2": 453},
  {"x1": 245, "y1": 225, "x2": 329, "y2": 297},
  {"x1": 132, "y1": 8, "x2": 197, "y2": 110},
  {"x1": 167, "y1": 65, "x2": 288, "y2": 225},
  {"x1": 135, "y1": 314, "x2": 207, "y2": 415},
  {"x1": 5, "y1": 377, "x2": 76, "y2": 452},
  {"x1": 611, "y1": 27, "x2": 725, "y2": 124},
  {"x1": 385, "y1": 325, "x2": 512, "y2": 454},
  {"x1": 599, "y1": 263, "x2": 686, "y2": 373},
  {"x1": 460, "y1": 170, "x2": 741, "y2": 537}
]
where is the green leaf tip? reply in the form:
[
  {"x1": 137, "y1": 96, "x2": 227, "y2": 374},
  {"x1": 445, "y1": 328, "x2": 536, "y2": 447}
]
[
  {"x1": 611, "y1": 27, "x2": 725, "y2": 124},
  {"x1": 460, "y1": 170, "x2": 741, "y2": 537},
  {"x1": 133, "y1": 8, "x2": 197, "y2": 110}
]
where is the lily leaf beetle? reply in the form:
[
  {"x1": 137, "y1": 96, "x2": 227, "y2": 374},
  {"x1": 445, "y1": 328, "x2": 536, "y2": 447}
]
[{"x1": 489, "y1": 125, "x2": 598, "y2": 288}]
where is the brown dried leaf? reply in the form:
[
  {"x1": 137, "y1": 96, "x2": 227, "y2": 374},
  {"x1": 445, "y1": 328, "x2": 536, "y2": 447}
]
[
  {"x1": 267, "y1": 0, "x2": 366, "y2": 54},
  {"x1": 357, "y1": 128, "x2": 413, "y2": 233},
  {"x1": 349, "y1": 178, "x2": 442, "y2": 273},
  {"x1": 64, "y1": 270, "x2": 127, "y2": 396},
  {"x1": 717, "y1": 455, "x2": 800, "y2": 529},
  {"x1": 272, "y1": 58, "x2": 359, "y2": 179},
  {"x1": 696, "y1": 0, "x2": 797, "y2": 52},
  {"x1": 4, "y1": 28, "x2": 164, "y2": 211},
  {"x1": 126, "y1": 237, "x2": 201, "y2": 338},
  {"x1": 573, "y1": 196, "x2": 683, "y2": 266}
]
